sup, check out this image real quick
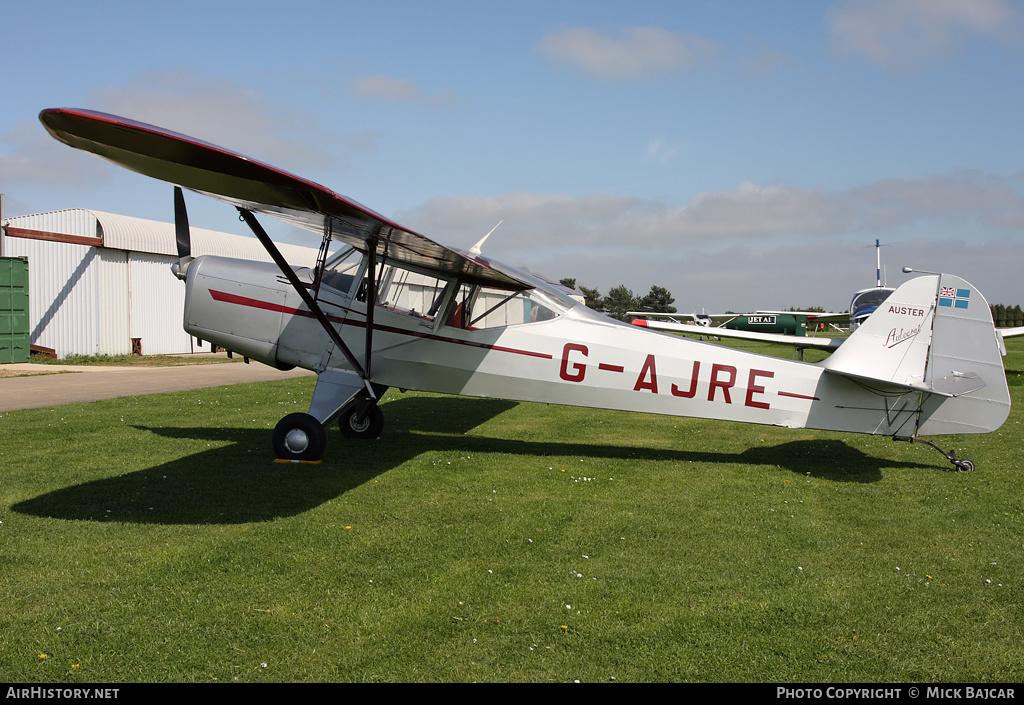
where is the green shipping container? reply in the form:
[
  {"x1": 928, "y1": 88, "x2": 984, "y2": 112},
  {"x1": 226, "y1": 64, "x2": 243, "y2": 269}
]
[{"x1": 0, "y1": 257, "x2": 30, "y2": 363}]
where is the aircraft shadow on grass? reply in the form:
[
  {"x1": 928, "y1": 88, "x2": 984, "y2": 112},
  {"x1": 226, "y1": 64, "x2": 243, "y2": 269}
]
[{"x1": 14, "y1": 396, "x2": 935, "y2": 525}]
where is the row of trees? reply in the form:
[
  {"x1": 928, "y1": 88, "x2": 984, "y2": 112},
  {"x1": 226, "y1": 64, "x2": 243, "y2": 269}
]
[
  {"x1": 560, "y1": 279, "x2": 677, "y2": 321},
  {"x1": 555, "y1": 281, "x2": 1024, "y2": 328},
  {"x1": 991, "y1": 304, "x2": 1024, "y2": 328}
]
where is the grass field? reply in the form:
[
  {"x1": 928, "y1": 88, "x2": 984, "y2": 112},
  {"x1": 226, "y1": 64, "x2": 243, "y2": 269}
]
[{"x1": 1, "y1": 339, "x2": 1022, "y2": 683}]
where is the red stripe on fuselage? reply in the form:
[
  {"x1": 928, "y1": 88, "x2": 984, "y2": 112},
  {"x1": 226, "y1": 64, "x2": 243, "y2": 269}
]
[
  {"x1": 208, "y1": 289, "x2": 553, "y2": 360},
  {"x1": 778, "y1": 391, "x2": 819, "y2": 401}
]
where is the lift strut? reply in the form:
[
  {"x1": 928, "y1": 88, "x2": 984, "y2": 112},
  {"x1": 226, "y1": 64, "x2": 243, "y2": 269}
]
[{"x1": 237, "y1": 208, "x2": 368, "y2": 381}]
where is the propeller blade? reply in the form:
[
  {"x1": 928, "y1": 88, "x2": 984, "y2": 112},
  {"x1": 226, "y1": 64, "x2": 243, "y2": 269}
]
[
  {"x1": 174, "y1": 186, "x2": 191, "y2": 260},
  {"x1": 172, "y1": 186, "x2": 193, "y2": 280}
]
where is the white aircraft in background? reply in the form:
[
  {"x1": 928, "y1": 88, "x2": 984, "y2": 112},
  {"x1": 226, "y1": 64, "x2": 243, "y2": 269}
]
[
  {"x1": 630, "y1": 242, "x2": 892, "y2": 352},
  {"x1": 632, "y1": 239, "x2": 1024, "y2": 354},
  {"x1": 39, "y1": 108, "x2": 1010, "y2": 471},
  {"x1": 846, "y1": 239, "x2": 896, "y2": 332}
]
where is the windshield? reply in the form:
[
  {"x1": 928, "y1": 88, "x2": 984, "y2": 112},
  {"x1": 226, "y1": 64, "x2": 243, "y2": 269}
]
[
  {"x1": 445, "y1": 284, "x2": 565, "y2": 329},
  {"x1": 851, "y1": 288, "x2": 893, "y2": 315}
]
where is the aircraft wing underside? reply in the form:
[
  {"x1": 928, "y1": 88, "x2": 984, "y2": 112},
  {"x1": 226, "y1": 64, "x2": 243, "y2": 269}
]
[
  {"x1": 631, "y1": 318, "x2": 844, "y2": 350},
  {"x1": 39, "y1": 108, "x2": 529, "y2": 291}
]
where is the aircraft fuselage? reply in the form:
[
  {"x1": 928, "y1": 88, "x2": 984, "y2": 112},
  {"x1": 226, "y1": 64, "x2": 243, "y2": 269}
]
[{"x1": 181, "y1": 254, "x2": 936, "y2": 439}]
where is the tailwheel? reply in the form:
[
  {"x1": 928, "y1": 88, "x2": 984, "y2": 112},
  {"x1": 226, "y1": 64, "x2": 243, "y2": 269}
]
[
  {"x1": 901, "y1": 437, "x2": 976, "y2": 472},
  {"x1": 272, "y1": 412, "x2": 327, "y2": 461},
  {"x1": 339, "y1": 403, "x2": 384, "y2": 439},
  {"x1": 954, "y1": 459, "x2": 975, "y2": 473}
]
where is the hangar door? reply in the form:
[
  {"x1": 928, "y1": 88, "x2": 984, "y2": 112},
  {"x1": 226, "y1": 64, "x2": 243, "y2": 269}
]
[
  {"x1": 0, "y1": 257, "x2": 29, "y2": 363},
  {"x1": 128, "y1": 252, "x2": 192, "y2": 355}
]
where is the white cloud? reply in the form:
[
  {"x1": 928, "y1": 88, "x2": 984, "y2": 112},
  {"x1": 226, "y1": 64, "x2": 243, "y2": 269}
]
[
  {"x1": 86, "y1": 69, "x2": 339, "y2": 171},
  {"x1": 0, "y1": 121, "x2": 110, "y2": 188},
  {"x1": 654, "y1": 182, "x2": 845, "y2": 239},
  {"x1": 349, "y1": 75, "x2": 457, "y2": 107},
  {"x1": 395, "y1": 172, "x2": 1024, "y2": 310},
  {"x1": 539, "y1": 26, "x2": 718, "y2": 80},
  {"x1": 740, "y1": 42, "x2": 797, "y2": 77},
  {"x1": 646, "y1": 138, "x2": 682, "y2": 164},
  {"x1": 829, "y1": 0, "x2": 1022, "y2": 70},
  {"x1": 847, "y1": 173, "x2": 1024, "y2": 228},
  {"x1": 2, "y1": 70, "x2": 377, "y2": 213},
  {"x1": 402, "y1": 191, "x2": 647, "y2": 235},
  {"x1": 403, "y1": 174, "x2": 1024, "y2": 250}
]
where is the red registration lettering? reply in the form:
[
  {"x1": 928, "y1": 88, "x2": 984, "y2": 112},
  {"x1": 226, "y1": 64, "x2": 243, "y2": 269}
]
[
  {"x1": 560, "y1": 343, "x2": 588, "y2": 382},
  {"x1": 708, "y1": 364, "x2": 737, "y2": 403},
  {"x1": 633, "y1": 354, "x2": 658, "y2": 393},
  {"x1": 745, "y1": 369, "x2": 774, "y2": 409},
  {"x1": 671, "y1": 361, "x2": 700, "y2": 398}
]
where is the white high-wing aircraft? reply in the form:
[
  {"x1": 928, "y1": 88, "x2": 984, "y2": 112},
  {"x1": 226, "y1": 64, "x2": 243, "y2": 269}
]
[
  {"x1": 630, "y1": 241, "x2": 892, "y2": 347},
  {"x1": 40, "y1": 108, "x2": 1010, "y2": 471},
  {"x1": 630, "y1": 314, "x2": 846, "y2": 357},
  {"x1": 633, "y1": 239, "x2": 1023, "y2": 350},
  {"x1": 632, "y1": 241, "x2": 888, "y2": 341}
]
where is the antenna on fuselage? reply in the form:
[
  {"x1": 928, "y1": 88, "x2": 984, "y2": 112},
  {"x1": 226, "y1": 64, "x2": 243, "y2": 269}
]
[
  {"x1": 875, "y1": 239, "x2": 882, "y2": 287},
  {"x1": 470, "y1": 219, "x2": 503, "y2": 257}
]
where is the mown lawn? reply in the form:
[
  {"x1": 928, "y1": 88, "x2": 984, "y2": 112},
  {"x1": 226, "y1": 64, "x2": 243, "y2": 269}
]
[{"x1": 0, "y1": 339, "x2": 1021, "y2": 682}]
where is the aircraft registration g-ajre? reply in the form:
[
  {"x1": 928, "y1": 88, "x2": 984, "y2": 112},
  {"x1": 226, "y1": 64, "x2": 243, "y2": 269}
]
[{"x1": 39, "y1": 108, "x2": 1010, "y2": 471}]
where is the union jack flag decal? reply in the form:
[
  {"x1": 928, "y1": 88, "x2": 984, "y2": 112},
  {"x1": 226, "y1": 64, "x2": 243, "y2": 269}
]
[{"x1": 939, "y1": 285, "x2": 970, "y2": 309}]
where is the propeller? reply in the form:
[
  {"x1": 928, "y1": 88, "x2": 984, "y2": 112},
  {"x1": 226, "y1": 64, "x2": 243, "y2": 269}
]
[{"x1": 171, "y1": 186, "x2": 193, "y2": 280}]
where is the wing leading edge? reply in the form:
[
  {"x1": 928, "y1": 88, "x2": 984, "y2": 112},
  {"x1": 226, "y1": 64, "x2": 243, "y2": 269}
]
[
  {"x1": 39, "y1": 108, "x2": 529, "y2": 291},
  {"x1": 631, "y1": 318, "x2": 844, "y2": 350}
]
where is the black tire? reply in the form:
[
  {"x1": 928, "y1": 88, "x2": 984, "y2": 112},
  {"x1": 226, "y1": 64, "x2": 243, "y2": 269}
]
[
  {"x1": 339, "y1": 404, "x2": 384, "y2": 439},
  {"x1": 956, "y1": 459, "x2": 975, "y2": 473},
  {"x1": 272, "y1": 413, "x2": 327, "y2": 461}
]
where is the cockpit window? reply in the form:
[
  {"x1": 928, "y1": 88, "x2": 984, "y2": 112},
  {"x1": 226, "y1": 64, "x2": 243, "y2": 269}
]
[
  {"x1": 320, "y1": 247, "x2": 362, "y2": 296},
  {"x1": 318, "y1": 246, "x2": 569, "y2": 329},
  {"x1": 446, "y1": 284, "x2": 564, "y2": 329},
  {"x1": 851, "y1": 288, "x2": 893, "y2": 315},
  {"x1": 377, "y1": 266, "x2": 450, "y2": 322},
  {"x1": 351, "y1": 261, "x2": 451, "y2": 322}
]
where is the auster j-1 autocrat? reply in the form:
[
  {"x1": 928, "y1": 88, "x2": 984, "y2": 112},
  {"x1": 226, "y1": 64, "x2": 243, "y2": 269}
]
[{"x1": 39, "y1": 108, "x2": 1010, "y2": 470}]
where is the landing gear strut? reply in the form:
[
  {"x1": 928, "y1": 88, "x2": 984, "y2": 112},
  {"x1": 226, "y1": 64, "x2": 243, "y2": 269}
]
[
  {"x1": 271, "y1": 371, "x2": 389, "y2": 460},
  {"x1": 271, "y1": 399, "x2": 384, "y2": 461},
  {"x1": 902, "y1": 437, "x2": 975, "y2": 472}
]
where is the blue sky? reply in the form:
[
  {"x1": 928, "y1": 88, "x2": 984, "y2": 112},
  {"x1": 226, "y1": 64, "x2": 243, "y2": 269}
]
[{"x1": 2, "y1": 0, "x2": 1023, "y2": 313}]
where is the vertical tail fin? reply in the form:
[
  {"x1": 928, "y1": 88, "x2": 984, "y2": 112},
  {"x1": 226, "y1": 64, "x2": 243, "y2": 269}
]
[
  {"x1": 823, "y1": 275, "x2": 936, "y2": 388},
  {"x1": 821, "y1": 273, "x2": 1009, "y2": 435}
]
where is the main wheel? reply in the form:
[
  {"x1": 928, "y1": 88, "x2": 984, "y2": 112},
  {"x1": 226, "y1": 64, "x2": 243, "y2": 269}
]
[
  {"x1": 339, "y1": 404, "x2": 384, "y2": 439},
  {"x1": 955, "y1": 459, "x2": 975, "y2": 472},
  {"x1": 272, "y1": 413, "x2": 327, "y2": 461}
]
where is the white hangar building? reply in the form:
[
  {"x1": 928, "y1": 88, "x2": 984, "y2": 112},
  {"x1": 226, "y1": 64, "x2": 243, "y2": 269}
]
[{"x1": 1, "y1": 208, "x2": 319, "y2": 358}]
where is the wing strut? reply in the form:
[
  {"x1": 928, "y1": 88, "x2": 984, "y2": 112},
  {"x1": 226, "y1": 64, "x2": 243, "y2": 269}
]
[
  {"x1": 361, "y1": 233, "x2": 392, "y2": 382},
  {"x1": 236, "y1": 208, "x2": 369, "y2": 383},
  {"x1": 310, "y1": 218, "x2": 333, "y2": 300},
  {"x1": 364, "y1": 238, "x2": 378, "y2": 380}
]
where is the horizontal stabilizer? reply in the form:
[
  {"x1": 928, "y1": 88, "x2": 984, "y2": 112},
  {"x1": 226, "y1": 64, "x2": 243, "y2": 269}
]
[{"x1": 927, "y1": 371, "x2": 985, "y2": 397}]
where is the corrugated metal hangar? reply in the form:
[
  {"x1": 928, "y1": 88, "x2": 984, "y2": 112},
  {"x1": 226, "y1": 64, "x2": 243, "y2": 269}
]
[{"x1": 0, "y1": 208, "x2": 318, "y2": 358}]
